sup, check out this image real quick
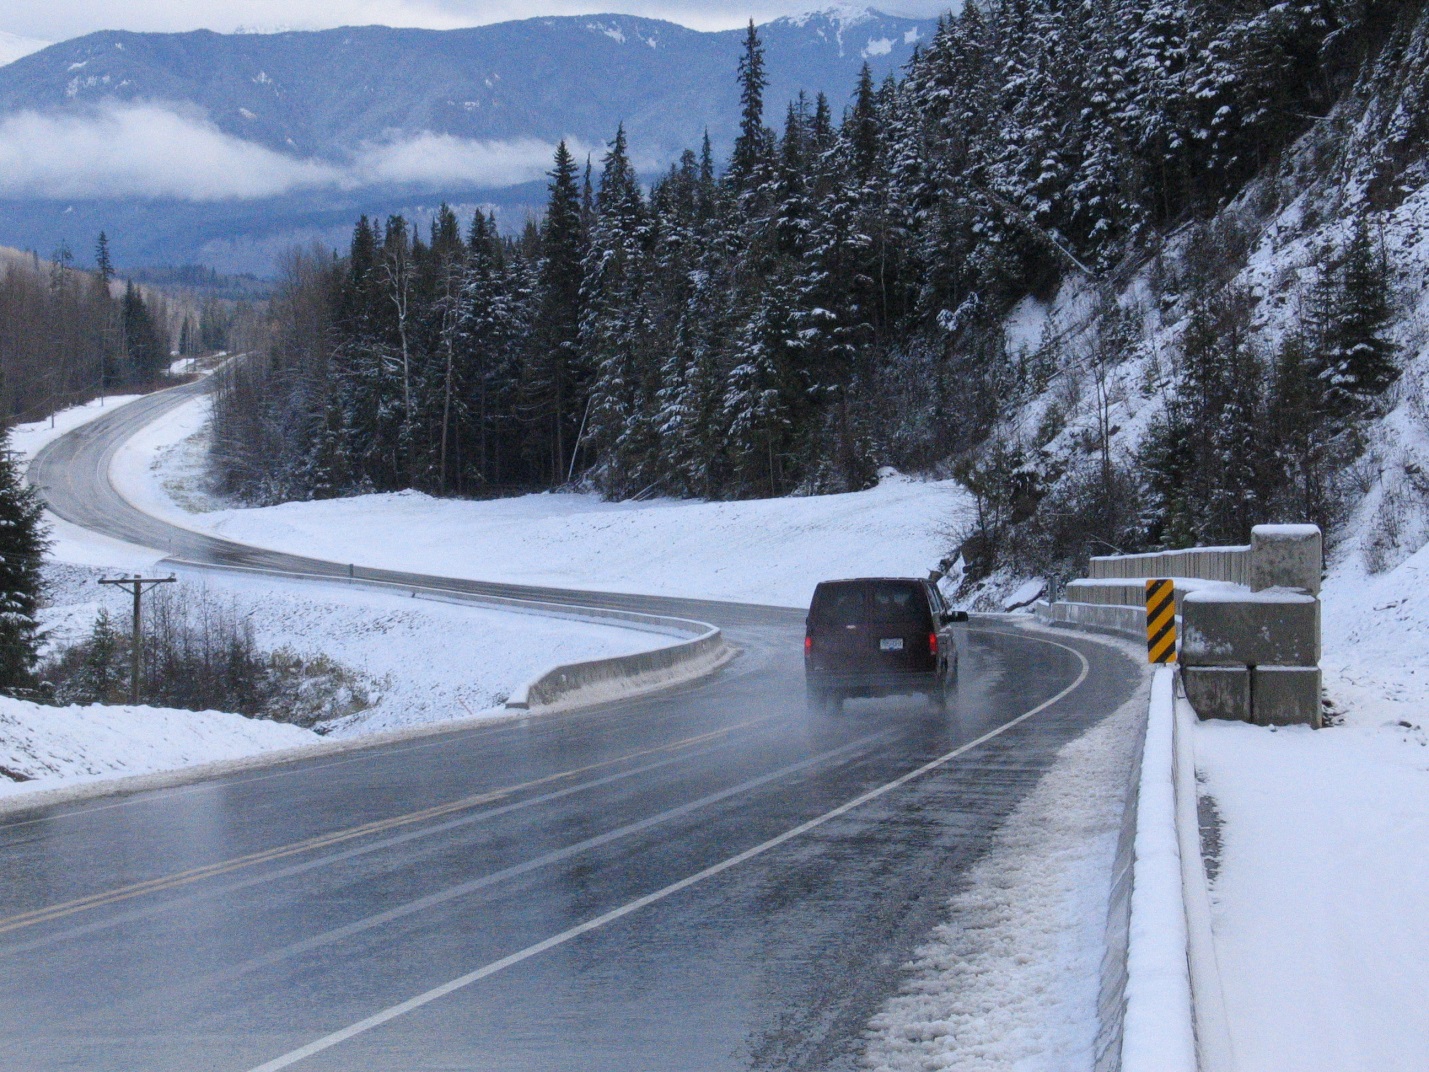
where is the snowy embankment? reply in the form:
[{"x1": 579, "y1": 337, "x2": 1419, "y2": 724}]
[
  {"x1": 0, "y1": 696, "x2": 316, "y2": 799},
  {"x1": 115, "y1": 396, "x2": 971, "y2": 608},
  {"x1": 1185, "y1": 539, "x2": 1429, "y2": 1071}
]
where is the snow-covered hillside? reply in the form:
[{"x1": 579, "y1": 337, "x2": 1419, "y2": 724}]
[
  {"x1": 114, "y1": 394, "x2": 971, "y2": 609},
  {"x1": 967, "y1": 31, "x2": 1429, "y2": 1062}
]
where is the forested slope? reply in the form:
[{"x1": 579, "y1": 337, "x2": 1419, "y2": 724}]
[
  {"x1": 215, "y1": 0, "x2": 1429, "y2": 591},
  {"x1": 0, "y1": 245, "x2": 175, "y2": 421}
]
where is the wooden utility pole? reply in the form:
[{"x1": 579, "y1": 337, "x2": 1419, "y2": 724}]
[{"x1": 98, "y1": 575, "x2": 176, "y2": 704}]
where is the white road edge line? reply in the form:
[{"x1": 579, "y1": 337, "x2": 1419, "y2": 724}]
[{"x1": 243, "y1": 637, "x2": 1093, "y2": 1072}]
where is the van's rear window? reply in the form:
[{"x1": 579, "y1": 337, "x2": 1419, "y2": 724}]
[
  {"x1": 870, "y1": 582, "x2": 927, "y2": 622},
  {"x1": 811, "y1": 583, "x2": 864, "y2": 627}
]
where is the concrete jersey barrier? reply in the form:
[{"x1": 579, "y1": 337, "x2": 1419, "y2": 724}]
[{"x1": 507, "y1": 624, "x2": 730, "y2": 711}]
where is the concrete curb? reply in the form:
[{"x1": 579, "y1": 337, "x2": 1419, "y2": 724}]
[{"x1": 0, "y1": 702, "x2": 533, "y2": 818}]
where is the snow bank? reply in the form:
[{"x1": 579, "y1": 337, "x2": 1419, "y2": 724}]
[
  {"x1": 105, "y1": 394, "x2": 970, "y2": 608},
  {"x1": 1195, "y1": 717, "x2": 1429, "y2": 1071},
  {"x1": 8, "y1": 393, "x2": 143, "y2": 462},
  {"x1": 1320, "y1": 534, "x2": 1429, "y2": 728},
  {"x1": 1186, "y1": 531, "x2": 1429, "y2": 1071},
  {"x1": 860, "y1": 675, "x2": 1144, "y2": 1070},
  {"x1": 0, "y1": 695, "x2": 315, "y2": 798}
]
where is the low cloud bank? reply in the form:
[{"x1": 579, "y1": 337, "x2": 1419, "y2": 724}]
[{"x1": 0, "y1": 102, "x2": 580, "y2": 201}]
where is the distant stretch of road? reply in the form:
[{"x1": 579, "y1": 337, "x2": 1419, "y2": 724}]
[{"x1": 3, "y1": 380, "x2": 1144, "y2": 1072}]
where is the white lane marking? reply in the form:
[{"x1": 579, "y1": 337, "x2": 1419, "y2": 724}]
[{"x1": 243, "y1": 638, "x2": 1092, "y2": 1072}]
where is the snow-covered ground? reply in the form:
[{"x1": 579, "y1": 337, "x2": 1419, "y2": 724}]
[
  {"x1": 0, "y1": 694, "x2": 317, "y2": 800},
  {"x1": 111, "y1": 395, "x2": 971, "y2": 609},
  {"x1": 862, "y1": 673, "x2": 1144, "y2": 1070},
  {"x1": 1195, "y1": 717, "x2": 1429, "y2": 1072},
  {"x1": 1184, "y1": 538, "x2": 1429, "y2": 1072}
]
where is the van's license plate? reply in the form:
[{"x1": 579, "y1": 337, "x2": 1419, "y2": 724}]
[{"x1": 879, "y1": 638, "x2": 904, "y2": 651}]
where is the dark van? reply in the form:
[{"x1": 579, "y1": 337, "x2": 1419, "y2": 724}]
[{"x1": 804, "y1": 578, "x2": 967, "y2": 713}]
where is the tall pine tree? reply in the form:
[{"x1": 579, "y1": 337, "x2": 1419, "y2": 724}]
[{"x1": 0, "y1": 433, "x2": 48, "y2": 692}]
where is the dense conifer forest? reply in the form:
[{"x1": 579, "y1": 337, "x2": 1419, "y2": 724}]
[
  {"x1": 213, "y1": 0, "x2": 1420, "y2": 578},
  {"x1": 0, "y1": 237, "x2": 175, "y2": 422}
]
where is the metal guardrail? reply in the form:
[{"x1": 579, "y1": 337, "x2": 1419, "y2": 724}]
[{"x1": 1089, "y1": 547, "x2": 1251, "y2": 587}]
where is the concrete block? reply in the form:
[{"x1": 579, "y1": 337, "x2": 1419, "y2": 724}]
[
  {"x1": 1253, "y1": 665, "x2": 1323, "y2": 728},
  {"x1": 1182, "y1": 666, "x2": 1252, "y2": 722},
  {"x1": 1180, "y1": 590, "x2": 1320, "y2": 667},
  {"x1": 1251, "y1": 524, "x2": 1322, "y2": 594}
]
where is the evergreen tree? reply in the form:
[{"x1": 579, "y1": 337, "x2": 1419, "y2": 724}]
[
  {"x1": 1270, "y1": 330, "x2": 1338, "y2": 529},
  {"x1": 121, "y1": 282, "x2": 167, "y2": 381},
  {"x1": 1309, "y1": 216, "x2": 1398, "y2": 416},
  {"x1": 529, "y1": 141, "x2": 590, "y2": 483},
  {"x1": 94, "y1": 231, "x2": 113, "y2": 283},
  {"x1": 729, "y1": 21, "x2": 772, "y2": 191},
  {"x1": 581, "y1": 125, "x2": 656, "y2": 495},
  {"x1": 0, "y1": 433, "x2": 48, "y2": 692},
  {"x1": 81, "y1": 608, "x2": 126, "y2": 703}
]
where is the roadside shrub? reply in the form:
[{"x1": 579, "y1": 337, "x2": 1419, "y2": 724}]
[{"x1": 40, "y1": 587, "x2": 377, "y2": 729}]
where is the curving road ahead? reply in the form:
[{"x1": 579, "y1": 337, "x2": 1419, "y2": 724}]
[{"x1": 3, "y1": 381, "x2": 1145, "y2": 1071}]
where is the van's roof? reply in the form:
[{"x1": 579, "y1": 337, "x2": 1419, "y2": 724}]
[{"x1": 815, "y1": 577, "x2": 927, "y2": 585}]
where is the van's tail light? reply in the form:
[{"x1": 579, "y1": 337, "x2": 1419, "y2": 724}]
[
  {"x1": 928, "y1": 632, "x2": 939, "y2": 656},
  {"x1": 804, "y1": 635, "x2": 813, "y2": 655}
]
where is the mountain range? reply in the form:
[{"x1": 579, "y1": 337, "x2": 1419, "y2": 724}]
[{"x1": 0, "y1": 8, "x2": 938, "y2": 275}]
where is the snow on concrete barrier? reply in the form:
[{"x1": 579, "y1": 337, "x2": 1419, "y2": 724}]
[
  {"x1": 1122, "y1": 667, "x2": 1198, "y2": 1072},
  {"x1": 1122, "y1": 666, "x2": 1235, "y2": 1072},
  {"x1": 1092, "y1": 670, "x2": 1148, "y2": 1072},
  {"x1": 1173, "y1": 678, "x2": 1236, "y2": 1072}
]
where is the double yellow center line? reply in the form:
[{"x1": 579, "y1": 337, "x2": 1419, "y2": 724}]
[{"x1": 0, "y1": 718, "x2": 767, "y2": 938}]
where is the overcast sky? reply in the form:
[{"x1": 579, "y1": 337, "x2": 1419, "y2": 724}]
[{"x1": 4, "y1": 2, "x2": 952, "y2": 43}]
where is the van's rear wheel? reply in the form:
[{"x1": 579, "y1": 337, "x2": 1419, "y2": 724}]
[{"x1": 807, "y1": 686, "x2": 840, "y2": 714}]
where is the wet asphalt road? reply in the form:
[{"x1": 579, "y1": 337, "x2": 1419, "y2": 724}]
[{"x1": 2, "y1": 382, "x2": 1146, "y2": 1071}]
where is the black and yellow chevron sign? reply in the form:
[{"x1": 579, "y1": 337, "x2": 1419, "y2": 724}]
[{"x1": 1145, "y1": 579, "x2": 1177, "y2": 664}]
